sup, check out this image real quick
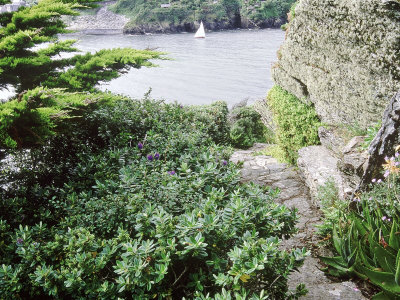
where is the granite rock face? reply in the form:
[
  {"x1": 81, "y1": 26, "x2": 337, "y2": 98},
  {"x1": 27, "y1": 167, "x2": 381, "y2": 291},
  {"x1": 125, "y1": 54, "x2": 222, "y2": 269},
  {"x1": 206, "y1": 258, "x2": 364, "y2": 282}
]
[
  {"x1": 357, "y1": 89, "x2": 400, "y2": 191},
  {"x1": 66, "y1": 1, "x2": 129, "y2": 32},
  {"x1": 272, "y1": 0, "x2": 400, "y2": 127},
  {"x1": 338, "y1": 136, "x2": 369, "y2": 193}
]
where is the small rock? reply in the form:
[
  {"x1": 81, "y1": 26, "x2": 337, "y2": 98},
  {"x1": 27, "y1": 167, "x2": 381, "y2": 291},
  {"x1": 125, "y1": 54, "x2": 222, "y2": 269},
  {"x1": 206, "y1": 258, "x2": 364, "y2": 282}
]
[
  {"x1": 343, "y1": 136, "x2": 365, "y2": 154},
  {"x1": 318, "y1": 126, "x2": 346, "y2": 154},
  {"x1": 338, "y1": 138, "x2": 369, "y2": 192}
]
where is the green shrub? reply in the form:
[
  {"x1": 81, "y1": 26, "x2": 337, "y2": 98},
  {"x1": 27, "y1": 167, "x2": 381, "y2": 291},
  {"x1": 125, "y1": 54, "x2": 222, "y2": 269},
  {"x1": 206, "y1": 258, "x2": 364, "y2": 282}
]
[
  {"x1": 188, "y1": 101, "x2": 230, "y2": 145},
  {"x1": 267, "y1": 85, "x2": 321, "y2": 164},
  {"x1": 0, "y1": 95, "x2": 308, "y2": 299},
  {"x1": 229, "y1": 105, "x2": 268, "y2": 149},
  {"x1": 0, "y1": 88, "x2": 126, "y2": 149}
]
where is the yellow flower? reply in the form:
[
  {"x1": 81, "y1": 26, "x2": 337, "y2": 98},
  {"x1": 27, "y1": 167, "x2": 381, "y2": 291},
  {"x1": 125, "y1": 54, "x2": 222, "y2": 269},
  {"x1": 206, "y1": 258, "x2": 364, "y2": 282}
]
[
  {"x1": 353, "y1": 192, "x2": 361, "y2": 202},
  {"x1": 382, "y1": 157, "x2": 399, "y2": 176}
]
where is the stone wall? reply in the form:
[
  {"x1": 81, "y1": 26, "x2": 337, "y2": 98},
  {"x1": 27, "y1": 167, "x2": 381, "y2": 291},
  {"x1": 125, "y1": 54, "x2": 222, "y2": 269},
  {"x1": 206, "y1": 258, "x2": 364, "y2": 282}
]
[{"x1": 272, "y1": 0, "x2": 400, "y2": 128}]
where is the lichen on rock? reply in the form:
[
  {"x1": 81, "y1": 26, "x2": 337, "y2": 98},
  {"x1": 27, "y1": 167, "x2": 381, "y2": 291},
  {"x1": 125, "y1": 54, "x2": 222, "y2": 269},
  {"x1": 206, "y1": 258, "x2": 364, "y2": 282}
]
[{"x1": 272, "y1": 0, "x2": 400, "y2": 128}]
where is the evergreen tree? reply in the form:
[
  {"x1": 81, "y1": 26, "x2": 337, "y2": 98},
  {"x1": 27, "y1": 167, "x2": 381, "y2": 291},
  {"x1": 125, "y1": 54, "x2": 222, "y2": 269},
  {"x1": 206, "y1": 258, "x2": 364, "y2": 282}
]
[
  {"x1": 0, "y1": 0, "x2": 162, "y2": 93},
  {"x1": 0, "y1": 0, "x2": 163, "y2": 148}
]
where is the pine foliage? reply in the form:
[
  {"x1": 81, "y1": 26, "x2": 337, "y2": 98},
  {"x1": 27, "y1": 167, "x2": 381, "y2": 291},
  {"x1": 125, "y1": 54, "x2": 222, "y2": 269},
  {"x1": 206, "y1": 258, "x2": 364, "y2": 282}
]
[
  {"x1": 0, "y1": 87, "x2": 124, "y2": 148},
  {"x1": 0, "y1": 0, "x2": 164, "y2": 148},
  {"x1": 0, "y1": 0, "x2": 163, "y2": 92}
]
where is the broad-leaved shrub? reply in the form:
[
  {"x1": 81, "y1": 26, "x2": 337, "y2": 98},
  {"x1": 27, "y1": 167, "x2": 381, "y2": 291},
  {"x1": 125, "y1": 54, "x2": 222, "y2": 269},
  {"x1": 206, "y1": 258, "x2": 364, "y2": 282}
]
[
  {"x1": 229, "y1": 105, "x2": 268, "y2": 149},
  {"x1": 0, "y1": 94, "x2": 308, "y2": 299}
]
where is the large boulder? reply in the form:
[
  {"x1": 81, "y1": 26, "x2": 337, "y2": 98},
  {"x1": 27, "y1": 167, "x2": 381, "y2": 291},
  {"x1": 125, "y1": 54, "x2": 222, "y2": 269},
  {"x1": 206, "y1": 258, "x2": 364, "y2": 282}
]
[{"x1": 272, "y1": 0, "x2": 400, "y2": 127}]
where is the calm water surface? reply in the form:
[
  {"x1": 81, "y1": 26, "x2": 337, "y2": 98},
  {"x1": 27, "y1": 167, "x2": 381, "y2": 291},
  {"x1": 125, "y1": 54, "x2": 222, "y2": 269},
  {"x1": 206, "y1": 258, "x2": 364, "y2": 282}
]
[{"x1": 65, "y1": 29, "x2": 284, "y2": 106}]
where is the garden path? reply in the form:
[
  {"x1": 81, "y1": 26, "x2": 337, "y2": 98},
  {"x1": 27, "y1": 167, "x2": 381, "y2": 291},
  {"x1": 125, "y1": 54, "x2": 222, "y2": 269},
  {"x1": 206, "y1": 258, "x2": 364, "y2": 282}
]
[{"x1": 230, "y1": 143, "x2": 366, "y2": 300}]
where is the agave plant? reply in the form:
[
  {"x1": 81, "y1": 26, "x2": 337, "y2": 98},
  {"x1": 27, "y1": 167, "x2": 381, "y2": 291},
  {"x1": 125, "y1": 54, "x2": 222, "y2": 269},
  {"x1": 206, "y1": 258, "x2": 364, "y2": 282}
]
[
  {"x1": 319, "y1": 222, "x2": 362, "y2": 278},
  {"x1": 320, "y1": 148, "x2": 400, "y2": 299},
  {"x1": 355, "y1": 214, "x2": 400, "y2": 299},
  {"x1": 321, "y1": 203, "x2": 400, "y2": 299}
]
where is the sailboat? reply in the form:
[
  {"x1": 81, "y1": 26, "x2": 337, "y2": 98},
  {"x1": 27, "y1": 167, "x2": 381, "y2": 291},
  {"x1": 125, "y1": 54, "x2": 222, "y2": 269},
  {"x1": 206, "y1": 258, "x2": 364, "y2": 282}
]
[{"x1": 194, "y1": 21, "x2": 205, "y2": 38}]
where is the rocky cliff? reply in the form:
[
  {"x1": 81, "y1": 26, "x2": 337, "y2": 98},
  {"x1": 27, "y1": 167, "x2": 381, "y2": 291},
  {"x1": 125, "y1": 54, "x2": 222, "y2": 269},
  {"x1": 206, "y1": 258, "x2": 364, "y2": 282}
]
[
  {"x1": 66, "y1": 1, "x2": 128, "y2": 33},
  {"x1": 272, "y1": 0, "x2": 400, "y2": 127}
]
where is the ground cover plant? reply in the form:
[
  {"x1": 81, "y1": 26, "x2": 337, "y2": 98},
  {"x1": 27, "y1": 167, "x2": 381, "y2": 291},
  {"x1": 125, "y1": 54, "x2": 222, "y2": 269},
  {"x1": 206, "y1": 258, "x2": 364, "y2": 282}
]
[
  {"x1": 0, "y1": 92, "x2": 308, "y2": 299},
  {"x1": 319, "y1": 147, "x2": 400, "y2": 299},
  {"x1": 266, "y1": 86, "x2": 321, "y2": 164}
]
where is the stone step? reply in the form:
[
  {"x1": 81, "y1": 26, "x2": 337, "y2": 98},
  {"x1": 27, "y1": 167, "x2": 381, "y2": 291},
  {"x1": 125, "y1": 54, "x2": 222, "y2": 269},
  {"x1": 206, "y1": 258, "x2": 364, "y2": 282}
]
[{"x1": 231, "y1": 143, "x2": 366, "y2": 299}]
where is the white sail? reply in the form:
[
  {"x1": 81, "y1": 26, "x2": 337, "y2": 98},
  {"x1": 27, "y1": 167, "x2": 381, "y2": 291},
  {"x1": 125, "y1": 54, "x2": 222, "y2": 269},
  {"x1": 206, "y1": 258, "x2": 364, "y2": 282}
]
[{"x1": 194, "y1": 21, "x2": 205, "y2": 38}]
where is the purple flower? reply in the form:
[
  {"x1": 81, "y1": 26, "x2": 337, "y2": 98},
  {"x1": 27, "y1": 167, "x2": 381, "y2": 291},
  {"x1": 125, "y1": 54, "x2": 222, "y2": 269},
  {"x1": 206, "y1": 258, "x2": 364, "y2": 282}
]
[
  {"x1": 382, "y1": 216, "x2": 387, "y2": 221},
  {"x1": 168, "y1": 171, "x2": 176, "y2": 175},
  {"x1": 154, "y1": 153, "x2": 160, "y2": 160},
  {"x1": 179, "y1": 104, "x2": 183, "y2": 109},
  {"x1": 368, "y1": 197, "x2": 373, "y2": 200},
  {"x1": 147, "y1": 154, "x2": 153, "y2": 161},
  {"x1": 384, "y1": 170, "x2": 390, "y2": 178},
  {"x1": 372, "y1": 178, "x2": 376, "y2": 183},
  {"x1": 138, "y1": 142, "x2": 143, "y2": 150},
  {"x1": 396, "y1": 152, "x2": 399, "y2": 158},
  {"x1": 377, "y1": 179, "x2": 382, "y2": 183},
  {"x1": 222, "y1": 160, "x2": 228, "y2": 166},
  {"x1": 16, "y1": 238, "x2": 23, "y2": 246}
]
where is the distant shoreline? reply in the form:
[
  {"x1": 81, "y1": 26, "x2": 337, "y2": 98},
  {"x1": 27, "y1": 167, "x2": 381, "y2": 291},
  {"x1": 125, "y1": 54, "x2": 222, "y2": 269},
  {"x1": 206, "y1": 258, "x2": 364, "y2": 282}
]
[
  {"x1": 69, "y1": 27, "x2": 282, "y2": 36},
  {"x1": 66, "y1": 1, "x2": 286, "y2": 36},
  {"x1": 122, "y1": 19, "x2": 285, "y2": 35}
]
